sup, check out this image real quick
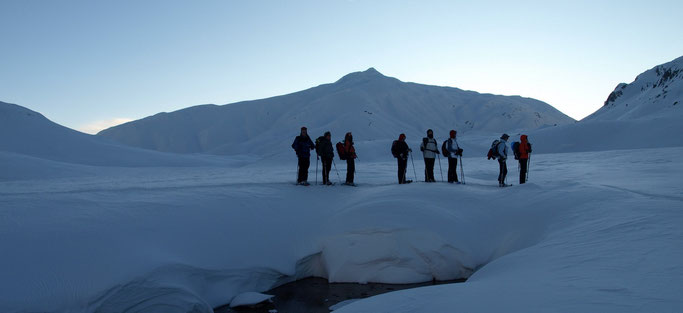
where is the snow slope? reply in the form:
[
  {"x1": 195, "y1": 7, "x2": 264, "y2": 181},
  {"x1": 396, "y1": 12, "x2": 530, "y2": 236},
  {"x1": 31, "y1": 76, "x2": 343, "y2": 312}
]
[
  {"x1": 1, "y1": 148, "x2": 681, "y2": 313},
  {"x1": 528, "y1": 55, "x2": 683, "y2": 153},
  {"x1": 0, "y1": 101, "x2": 233, "y2": 168},
  {"x1": 586, "y1": 55, "x2": 683, "y2": 121},
  {"x1": 97, "y1": 68, "x2": 574, "y2": 158}
]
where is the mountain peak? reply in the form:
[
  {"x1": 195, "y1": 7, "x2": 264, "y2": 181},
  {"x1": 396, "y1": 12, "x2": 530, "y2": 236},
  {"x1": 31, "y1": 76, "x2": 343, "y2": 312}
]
[{"x1": 335, "y1": 67, "x2": 391, "y2": 85}]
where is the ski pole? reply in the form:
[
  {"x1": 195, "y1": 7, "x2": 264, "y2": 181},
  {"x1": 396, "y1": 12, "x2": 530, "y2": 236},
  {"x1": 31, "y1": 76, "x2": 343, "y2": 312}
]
[
  {"x1": 315, "y1": 156, "x2": 319, "y2": 185},
  {"x1": 459, "y1": 155, "x2": 465, "y2": 185},
  {"x1": 436, "y1": 153, "x2": 444, "y2": 182},
  {"x1": 409, "y1": 151, "x2": 417, "y2": 182},
  {"x1": 332, "y1": 159, "x2": 342, "y2": 184}
]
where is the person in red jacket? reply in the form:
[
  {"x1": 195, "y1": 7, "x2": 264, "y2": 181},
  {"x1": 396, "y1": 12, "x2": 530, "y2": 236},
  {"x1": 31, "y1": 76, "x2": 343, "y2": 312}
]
[
  {"x1": 518, "y1": 134, "x2": 532, "y2": 184},
  {"x1": 343, "y1": 132, "x2": 357, "y2": 186}
]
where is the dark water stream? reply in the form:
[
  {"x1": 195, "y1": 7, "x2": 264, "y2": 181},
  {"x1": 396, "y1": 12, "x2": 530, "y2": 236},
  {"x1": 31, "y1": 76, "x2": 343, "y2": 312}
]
[{"x1": 214, "y1": 277, "x2": 466, "y2": 313}]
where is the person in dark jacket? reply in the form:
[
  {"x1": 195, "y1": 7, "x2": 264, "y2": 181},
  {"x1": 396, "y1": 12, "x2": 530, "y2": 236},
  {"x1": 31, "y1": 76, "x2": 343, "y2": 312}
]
[
  {"x1": 391, "y1": 133, "x2": 412, "y2": 184},
  {"x1": 420, "y1": 129, "x2": 438, "y2": 182},
  {"x1": 341, "y1": 132, "x2": 357, "y2": 186},
  {"x1": 445, "y1": 130, "x2": 463, "y2": 183},
  {"x1": 518, "y1": 134, "x2": 532, "y2": 184},
  {"x1": 292, "y1": 127, "x2": 315, "y2": 185},
  {"x1": 315, "y1": 131, "x2": 334, "y2": 185}
]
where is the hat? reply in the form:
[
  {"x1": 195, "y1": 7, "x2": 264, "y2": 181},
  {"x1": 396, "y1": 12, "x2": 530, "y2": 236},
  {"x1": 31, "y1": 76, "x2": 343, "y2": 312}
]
[
  {"x1": 324, "y1": 131, "x2": 331, "y2": 137},
  {"x1": 301, "y1": 126, "x2": 307, "y2": 130},
  {"x1": 501, "y1": 133, "x2": 509, "y2": 140},
  {"x1": 450, "y1": 130, "x2": 456, "y2": 137},
  {"x1": 399, "y1": 133, "x2": 406, "y2": 141}
]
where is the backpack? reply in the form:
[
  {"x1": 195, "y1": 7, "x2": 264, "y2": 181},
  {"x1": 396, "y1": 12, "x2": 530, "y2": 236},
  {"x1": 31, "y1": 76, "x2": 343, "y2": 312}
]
[
  {"x1": 441, "y1": 140, "x2": 449, "y2": 157},
  {"x1": 511, "y1": 141, "x2": 520, "y2": 160},
  {"x1": 391, "y1": 140, "x2": 400, "y2": 158},
  {"x1": 315, "y1": 136, "x2": 324, "y2": 156},
  {"x1": 336, "y1": 142, "x2": 347, "y2": 160},
  {"x1": 487, "y1": 140, "x2": 501, "y2": 160}
]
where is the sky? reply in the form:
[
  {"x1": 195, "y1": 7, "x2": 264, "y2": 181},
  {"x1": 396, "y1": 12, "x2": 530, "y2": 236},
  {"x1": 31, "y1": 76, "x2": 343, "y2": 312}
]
[{"x1": 1, "y1": 0, "x2": 682, "y2": 134}]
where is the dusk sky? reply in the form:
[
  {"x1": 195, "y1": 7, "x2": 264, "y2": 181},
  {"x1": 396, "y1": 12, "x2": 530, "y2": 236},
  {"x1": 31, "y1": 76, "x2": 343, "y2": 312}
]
[{"x1": 1, "y1": 0, "x2": 682, "y2": 133}]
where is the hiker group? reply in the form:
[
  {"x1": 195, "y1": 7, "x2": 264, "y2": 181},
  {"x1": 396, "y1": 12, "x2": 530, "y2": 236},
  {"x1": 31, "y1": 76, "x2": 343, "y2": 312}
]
[
  {"x1": 292, "y1": 127, "x2": 356, "y2": 186},
  {"x1": 487, "y1": 133, "x2": 532, "y2": 187},
  {"x1": 293, "y1": 127, "x2": 531, "y2": 187}
]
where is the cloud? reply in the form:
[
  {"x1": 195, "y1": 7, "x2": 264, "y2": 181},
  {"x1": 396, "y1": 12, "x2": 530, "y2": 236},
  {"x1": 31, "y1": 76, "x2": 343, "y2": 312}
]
[{"x1": 78, "y1": 118, "x2": 134, "y2": 134}]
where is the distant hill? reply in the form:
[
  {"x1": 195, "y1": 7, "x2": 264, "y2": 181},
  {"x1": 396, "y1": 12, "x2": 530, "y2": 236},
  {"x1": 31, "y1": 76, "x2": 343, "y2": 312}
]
[
  {"x1": 0, "y1": 101, "x2": 220, "y2": 167},
  {"x1": 98, "y1": 68, "x2": 574, "y2": 158},
  {"x1": 529, "y1": 56, "x2": 683, "y2": 153}
]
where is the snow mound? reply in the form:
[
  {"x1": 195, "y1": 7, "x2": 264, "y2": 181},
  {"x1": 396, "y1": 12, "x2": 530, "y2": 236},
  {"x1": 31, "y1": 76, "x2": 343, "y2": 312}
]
[
  {"x1": 97, "y1": 68, "x2": 574, "y2": 159},
  {"x1": 319, "y1": 229, "x2": 472, "y2": 284}
]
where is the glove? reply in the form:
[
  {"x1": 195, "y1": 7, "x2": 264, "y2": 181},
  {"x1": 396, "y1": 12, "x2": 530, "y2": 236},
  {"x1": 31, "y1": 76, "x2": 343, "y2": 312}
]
[
  {"x1": 456, "y1": 148, "x2": 463, "y2": 156},
  {"x1": 408, "y1": 148, "x2": 412, "y2": 152}
]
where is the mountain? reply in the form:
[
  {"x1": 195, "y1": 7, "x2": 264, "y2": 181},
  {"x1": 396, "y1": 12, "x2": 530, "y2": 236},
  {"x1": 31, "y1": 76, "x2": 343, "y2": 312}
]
[
  {"x1": 0, "y1": 101, "x2": 222, "y2": 167},
  {"x1": 98, "y1": 68, "x2": 574, "y2": 158},
  {"x1": 585, "y1": 56, "x2": 682, "y2": 121},
  {"x1": 529, "y1": 56, "x2": 683, "y2": 153}
]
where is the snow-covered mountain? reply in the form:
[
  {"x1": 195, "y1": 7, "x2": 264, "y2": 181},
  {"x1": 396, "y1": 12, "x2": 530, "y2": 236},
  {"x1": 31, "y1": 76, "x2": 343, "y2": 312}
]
[
  {"x1": 98, "y1": 68, "x2": 574, "y2": 157},
  {"x1": 0, "y1": 101, "x2": 223, "y2": 167},
  {"x1": 529, "y1": 56, "x2": 683, "y2": 153},
  {"x1": 586, "y1": 56, "x2": 682, "y2": 121}
]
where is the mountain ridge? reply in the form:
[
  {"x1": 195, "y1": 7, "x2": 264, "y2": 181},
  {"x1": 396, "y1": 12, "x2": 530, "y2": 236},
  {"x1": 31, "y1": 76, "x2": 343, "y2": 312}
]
[{"x1": 98, "y1": 68, "x2": 574, "y2": 157}]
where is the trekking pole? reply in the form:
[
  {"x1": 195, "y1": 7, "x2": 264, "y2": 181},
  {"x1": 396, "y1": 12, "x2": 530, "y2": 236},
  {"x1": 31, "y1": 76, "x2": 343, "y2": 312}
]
[
  {"x1": 459, "y1": 155, "x2": 466, "y2": 185},
  {"x1": 436, "y1": 153, "x2": 444, "y2": 182},
  {"x1": 315, "y1": 156, "x2": 319, "y2": 185},
  {"x1": 332, "y1": 159, "x2": 342, "y2": 184},
  {"x1": 409, "y1": 152, "x2": 418, "y2": 182}
]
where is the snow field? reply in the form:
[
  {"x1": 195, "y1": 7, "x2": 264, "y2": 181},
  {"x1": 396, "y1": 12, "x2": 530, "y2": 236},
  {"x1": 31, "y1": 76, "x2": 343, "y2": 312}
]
[{"x1": 1, "y1": 148, "x2": 682, "y2": 312}]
